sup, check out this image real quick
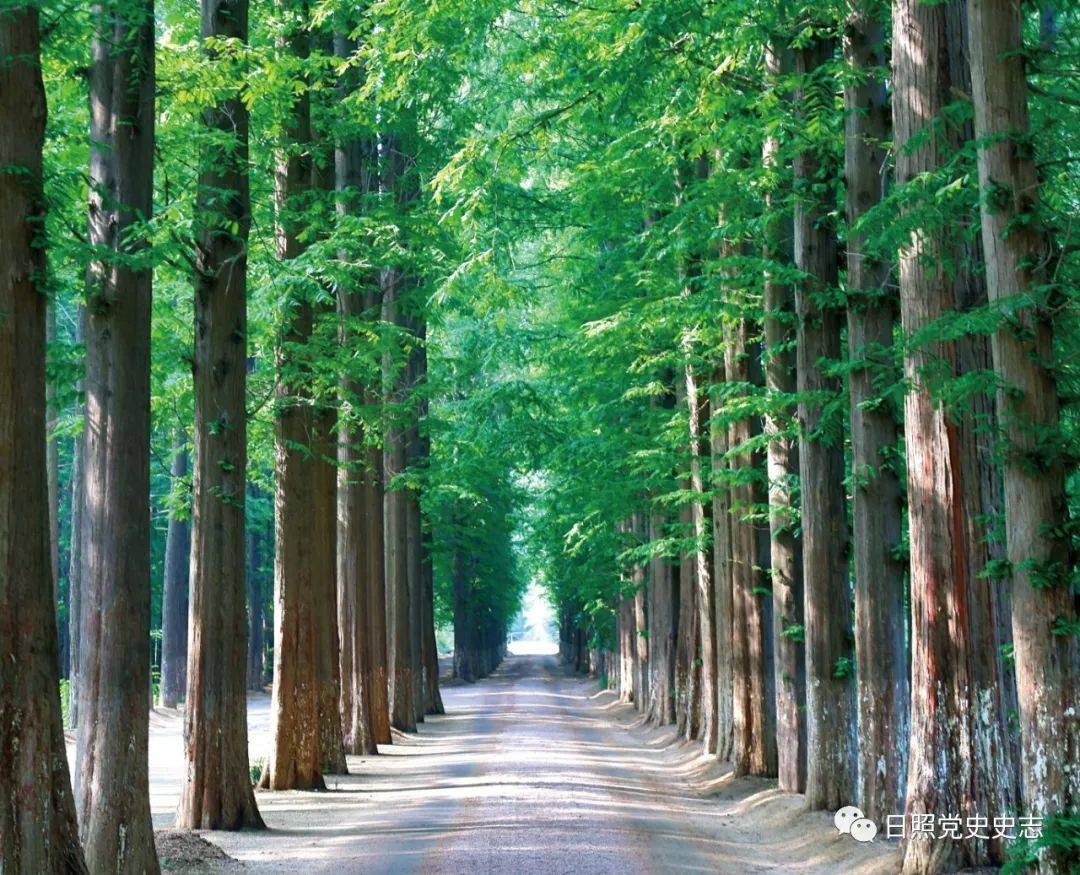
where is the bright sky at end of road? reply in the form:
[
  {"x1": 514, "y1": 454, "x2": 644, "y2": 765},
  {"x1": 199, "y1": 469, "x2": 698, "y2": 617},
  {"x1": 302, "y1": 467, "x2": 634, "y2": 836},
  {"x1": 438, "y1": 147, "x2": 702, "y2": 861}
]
[{"x1": 508, "y1": 581, "x2": 558, "y2": 655}]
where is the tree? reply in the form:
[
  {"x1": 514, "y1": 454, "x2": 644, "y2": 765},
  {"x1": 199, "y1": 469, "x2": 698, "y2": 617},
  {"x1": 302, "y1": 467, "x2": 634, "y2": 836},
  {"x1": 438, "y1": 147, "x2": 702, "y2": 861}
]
[
  {"x1": 893, "y1": 0, "x2": 1011, "y2": 867},
  {"x1": 793, "y1": 33, "x2": 855, "y2": 812},
  {"x1": 842, "y1": 0, "x2": 907, "y2": 824},
  {"x1": 263, "y1": 0, "x2": 324, "y2": 792},
  {"x1": 159, "y1": 434, "x2": 190, "y2": 709},
  {"x1": 761, "y1": 40, "x2": 805, "y2": 794},
  {"x1": 178, "y1": 0, "x2": 264, "y2": 829},
  {"x1": 0, "y1": 5, "x2": 87, "y2": 867},
  {"x1": 75, "y1": 0, "x2": 159, "y2": 867},
  {"x1": 968, "y1": 0, "x2": 1080, "y2": 847}
]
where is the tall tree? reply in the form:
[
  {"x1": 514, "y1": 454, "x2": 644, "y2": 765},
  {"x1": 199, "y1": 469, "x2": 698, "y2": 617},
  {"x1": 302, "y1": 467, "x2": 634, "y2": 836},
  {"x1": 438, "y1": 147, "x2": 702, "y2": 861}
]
[
  {"x1": 178, "y1": 0, "x2": 264, "y2": 829},
  {"x1": 382, "y1": 134, "x2": 418, "y2": 732},
  {"x1": 335, "y1": 29, "x2": 382, "y2": 754},
  {"x1": 0, "y1": 6, "x2": 87, "y2": 867},
  {"x1": 314, "y1": 400, "x2": 348, "y2": 774},
  {"x1": 842, "y1": 1, "x2": 907, "y2": 824},
  {"x1": 726, "y1": 313, "x2": 776, "y2": 778},
  {"x1": 710, "y1": 366, "x2": 735, "y2": 760},
  {"x1": 793, "y1": 33, "x2": 855, "y2": 812},
  {"x1": 761, "y1": 40, "x2": 805, "y2": 794},
  {"x1": 263, "y1": 0, "x2": 324, "y2": 791},
  {"x1": 159, "y1": 434, "x2": 190, "y2": 709},
  {"x1": 67, "y1": 308, "x2": 86, "y2": 728},
  {"x1": 893, "y1": 0, "x2": 1009, "y2": 867},
  {"x1": 968, "y1": 0, "x2": 1080, "y2": 845},
  {"x1": 75, "y1": 0, "x2": 159, "y2": 868}
]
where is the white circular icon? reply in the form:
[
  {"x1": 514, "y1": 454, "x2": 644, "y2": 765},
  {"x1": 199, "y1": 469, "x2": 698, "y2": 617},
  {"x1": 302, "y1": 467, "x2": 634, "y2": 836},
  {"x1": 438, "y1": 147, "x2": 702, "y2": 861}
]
[
  {"x1": 850, "y1": 818, "x2": 878, "y2": 843},
  {"x1": 834, "y1": 805, "x2": 864, "y2": 835}
]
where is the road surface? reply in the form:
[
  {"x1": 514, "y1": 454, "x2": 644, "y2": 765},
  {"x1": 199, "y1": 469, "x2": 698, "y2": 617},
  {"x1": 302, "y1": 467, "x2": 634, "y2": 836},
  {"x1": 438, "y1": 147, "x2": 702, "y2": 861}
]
[{"x1": 139, "y1": 653, "x2": 894, "y2": 873}]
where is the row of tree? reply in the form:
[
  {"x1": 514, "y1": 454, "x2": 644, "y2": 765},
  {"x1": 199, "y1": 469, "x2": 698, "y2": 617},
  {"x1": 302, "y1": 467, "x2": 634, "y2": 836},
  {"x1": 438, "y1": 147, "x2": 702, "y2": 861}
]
[
  {"x1": 497, "y1": 2, "x2": 1078, "y2": 873},
  {"x1": 2, "y1": 0, "x2": 530, "y2": 871}
]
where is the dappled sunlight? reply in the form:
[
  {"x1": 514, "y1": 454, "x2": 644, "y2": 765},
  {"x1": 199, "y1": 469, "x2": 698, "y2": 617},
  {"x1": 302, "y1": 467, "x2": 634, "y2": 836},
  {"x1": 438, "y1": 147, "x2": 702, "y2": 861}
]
[{"x1": 148, "y1": 653, "x2": 898, "y2": 874}]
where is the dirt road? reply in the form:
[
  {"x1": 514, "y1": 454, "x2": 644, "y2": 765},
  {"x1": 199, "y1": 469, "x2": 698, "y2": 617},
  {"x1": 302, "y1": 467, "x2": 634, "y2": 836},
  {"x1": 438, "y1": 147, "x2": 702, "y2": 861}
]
[{"x1": 141, "y1": 653, "x2": 896, "y2": 873}]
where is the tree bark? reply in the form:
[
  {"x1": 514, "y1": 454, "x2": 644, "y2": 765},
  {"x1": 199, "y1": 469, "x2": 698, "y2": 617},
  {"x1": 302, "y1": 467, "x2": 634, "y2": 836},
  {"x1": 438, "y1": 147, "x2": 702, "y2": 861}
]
[
  {"x1": 247, "y1": 487, "x2": 266, "y2": 693},
  {"x1": 178, "y1": 0, "x2": 264, "y2": 830},
  {"x1": 893, "y1": 1, "x2": 1008, "y2": 867},
  {"x1": 67, "y1": 308, "x2": 87, "y2": 728},
  {"x1": 160, "y1": 435, "x2": 190, "y2": 709},
  {"x1": 968, "y1": 0, "x2": 1080, "y2": 847},
  {"x1": 47, "y1": 302, "x2": 63, "y2": 674},
  {"x1": 382, "y1": 135, "x2": 417, "y2": 732},
  {"x1": 762, "y1": 42, "x2": 805, "y2": 793},
  {"x1": 631, "y1": 512, "x2": 649, "y2": 712},
  {"x1": 0, "y1": 9, "x2": 87, "y2": 867},
  {"x1": 842, "y1": 4, "x2": 908, "y2": 825},
  {"x1": 647, "y1": 510, "x2": 677, "y2": 726},
  {"x1": 793, "y1": 35, "x2": 855, "y2": 812},
  {"x1": 710, "y1": 367, "x2": 735, "y2": 761},
  {"x1": 75, "y1": 0, "x2": 159, "y2": 868},
  {"x1": 945, "y1": 1, "x2": 1019, "y2": 839},
  {"x1": 415, "y1": 334, "x2": 444, "y2": 716},
  {"x1": 726, "y1": 319, "x2": 776, "y2": 778},
  {"x1": 314, "y1": 404, "x2": 348, "y2": 774},
  {"x1": 263, "y1": 3, "x2": 324, "y2": 791},
  {"x1": 405, "y1": 321, "x2": 426, "y2": 725}
]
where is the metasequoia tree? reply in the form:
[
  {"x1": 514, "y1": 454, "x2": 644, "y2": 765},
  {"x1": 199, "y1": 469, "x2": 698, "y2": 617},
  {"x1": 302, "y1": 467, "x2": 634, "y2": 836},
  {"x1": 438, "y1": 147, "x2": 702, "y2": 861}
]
[
  {"x1": 314, "y1": 400, "x2": 348, "y2": 774},
  {"x1": 159, "y1": 435, "x2": 190, "y2": 709},
  {"x1": 842, "y1": 2, "x2": 907, "y2": 824},
  {"x1": 0, "y1": 6, "x2": 87, "y2": 868},
  {"x1": 725, "y1": 309, "x2": 776, "y2": 778},
  {"x1": 382, "y1": 134, "x2": 418, "y2": 732},
  {"x1": 75, "y1": 0, "x2": 159, "y2": 868},
  {"x1": 179, "y1": 0, "x2": 264, "y2": 829},
  {"x1": 761, "y1": 40, "x2": 804, "y2": 794},
  {"x1": 893, "y1": 0, "x2": 1011, "y2": 867},
  {"x1": 968, "y1": 0, "x2": 1080, "y2": 842},
  {"x1": 792, "y1": 33, "x2": 855, "y2": 812},
  {"x1": 335, "y1": 30, "x2": 382, "y2": 755},
  {"x1": 263, "y1": 0, "x2": 324, "y2": 791}
]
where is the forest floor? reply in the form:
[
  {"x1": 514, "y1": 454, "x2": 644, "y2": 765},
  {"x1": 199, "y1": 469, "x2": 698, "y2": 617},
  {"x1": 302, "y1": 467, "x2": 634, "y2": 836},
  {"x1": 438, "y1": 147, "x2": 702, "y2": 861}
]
[{"x1": 71, "y1": 654, "x2": 898, "y2": 873}]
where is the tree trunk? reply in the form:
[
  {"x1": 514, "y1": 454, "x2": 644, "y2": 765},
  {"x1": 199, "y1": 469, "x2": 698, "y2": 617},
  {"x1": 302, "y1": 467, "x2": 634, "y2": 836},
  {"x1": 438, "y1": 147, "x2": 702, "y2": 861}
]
[
  {"x1": 247, "y1": 489, "x2": 266, "y2": 693},
  {"x1": 793, "y1": 35, "x2": 855, "y2": 812},
  {"x1": 421, "y1": 522, "x2": 444, "y2": 714},
  {"x1": 67, "y1": 308, "x2": 87, "y2": 728},
  {"x1": 726, "y1": 320, "x2": 776, "y2": 778},
  {"x1": 263, "y1": 6, "x2": 324, "y2": 791},
  {"x1": 314, "y1": 405, "x2": 348, "y2": 774},
  {"x1": 842, "y1": 4, "x2": 908, "y2": 825},
  {"x1": 383, "y1": 286, "x2": 416, "y2": 729},
  {"x1": 893, "y1": 1, "x2": 1008, "y2": 867},
  {"x1": 47, "y1": 302, "x2": 63, "y2": 674},
  {"x1": 631, "y1": 512, "x2": 649, "y2": 712},
  {"x1": 405, "y1": 325, "x2": 426, "y2": 725},
  {"x1": 647, "y1": 511, "x2": 677, "y2": 726},
  {"x1": 945, "y1": 0, "x2": 1019, "y2": 838},
  {"x1": 366, "y1": 420, "x2": 391, "y2": 743},
  {"x1": 710, "y1": 367, "x2": 735, "y2": 762},
  {"x1": 160, "y1": 435, "x2": 190, "y2": 709},
  {"x1": 75, "y1": 0, "x2": 159, "y2": 869},
  {"x1": 762, "y1": 43, "x2": 805, "y2": 793},
  {"x1": 968, "y1": 0, "x2": 1080, "y2": 848},
  {"x1": 178, "y1": 0, "x2": 264, "y2": 830},
  {"x1": 382, "y1": 134, "x2": 417, "y2": 733},
  {"x1": 0, "y1": 9, "x2": 87, "y2": 866},
  {"x1": 415, "y1": 335, "x2": 444, "y2": 716}
]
